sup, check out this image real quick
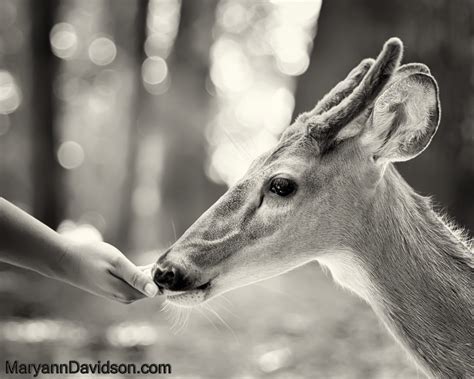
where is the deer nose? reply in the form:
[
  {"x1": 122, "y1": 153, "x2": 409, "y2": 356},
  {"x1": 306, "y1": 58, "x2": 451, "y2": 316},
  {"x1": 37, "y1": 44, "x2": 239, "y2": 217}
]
[{"x1": 153, "y1": 264, "x2": 188, "y2": 291}]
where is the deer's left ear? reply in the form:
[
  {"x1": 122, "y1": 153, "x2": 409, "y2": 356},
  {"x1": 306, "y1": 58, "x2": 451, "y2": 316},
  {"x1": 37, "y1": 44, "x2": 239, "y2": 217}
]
[{"x1": 362, "y1": 72, "x2": 440, "y2": 163}]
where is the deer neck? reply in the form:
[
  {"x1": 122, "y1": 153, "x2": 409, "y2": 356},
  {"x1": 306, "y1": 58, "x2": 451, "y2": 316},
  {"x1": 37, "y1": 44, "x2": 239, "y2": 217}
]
[{"x1": 319, "y1": 165, "x2": 473, "y2": 377}]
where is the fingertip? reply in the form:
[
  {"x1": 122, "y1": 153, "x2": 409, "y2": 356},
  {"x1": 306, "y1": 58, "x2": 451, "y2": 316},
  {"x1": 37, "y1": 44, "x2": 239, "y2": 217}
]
[{"x1": 144, "y1": 282, "x2": 158, "y2": 297}]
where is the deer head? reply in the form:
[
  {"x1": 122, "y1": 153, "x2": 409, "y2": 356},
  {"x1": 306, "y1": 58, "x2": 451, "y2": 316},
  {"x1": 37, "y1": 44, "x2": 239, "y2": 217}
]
[{"x1": 153, "y1": 38, "x2": 441, "y2": 307}]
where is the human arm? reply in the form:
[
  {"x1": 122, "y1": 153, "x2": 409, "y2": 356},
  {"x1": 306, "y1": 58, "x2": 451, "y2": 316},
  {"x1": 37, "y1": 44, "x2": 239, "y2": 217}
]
[{"x1": 0, "y1": 197, "x2": 158, "y2": 303}]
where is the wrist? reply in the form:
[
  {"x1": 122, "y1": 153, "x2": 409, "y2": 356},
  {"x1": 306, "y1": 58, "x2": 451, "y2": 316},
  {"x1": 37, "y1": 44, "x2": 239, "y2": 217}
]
[{"x1": 45, "y1": 236, "x2": 77, "y2": 281}]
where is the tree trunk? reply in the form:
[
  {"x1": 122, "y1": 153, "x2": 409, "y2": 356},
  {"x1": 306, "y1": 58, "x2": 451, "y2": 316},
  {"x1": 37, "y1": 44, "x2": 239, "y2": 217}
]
[
  {"x1": 30, "y1": 0, "x2": 64, "y2": 228},
  {"x1": 114, "y1": 0, "x2": 149, "y2": 250},
  {"x1": 158, "y1": 0, "x2": 224, "y2": 243}
]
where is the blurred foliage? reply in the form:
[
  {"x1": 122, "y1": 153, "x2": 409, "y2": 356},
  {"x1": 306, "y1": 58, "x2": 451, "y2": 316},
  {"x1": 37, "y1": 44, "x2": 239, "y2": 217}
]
[{"x1": 0, "y1": 0, "x2": 472, "y2": 377}]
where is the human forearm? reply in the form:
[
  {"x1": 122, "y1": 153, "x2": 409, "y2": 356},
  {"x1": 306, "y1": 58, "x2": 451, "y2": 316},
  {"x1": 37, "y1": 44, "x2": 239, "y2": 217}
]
[
  {"x1": 0, "y1": 197, "x2": 68, "y2": 278},
  {"x1": 0, "y1": 197, "x2": 158, "y2": 302}
]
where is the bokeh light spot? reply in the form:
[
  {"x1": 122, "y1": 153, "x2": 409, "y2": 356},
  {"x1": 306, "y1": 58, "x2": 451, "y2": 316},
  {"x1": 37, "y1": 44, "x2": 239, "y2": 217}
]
[
  {"x1": 0, "y1": 319, "x2": 88, "y2": 345},
  {"x1": 258, "y1": 347, "x2": 292, "y2": 373},
  {"x1": 264, "y1": 87, "x2": 294, "y2": 133},
  {"x1": 88, "y1": 37, "x2": 117, "y2": 66},
  {"x1": 50, "y1": 23, "x2": 78, "y2": 60},
  {"x1": 145, "y1": 33, "x2": 173, "y2": 58},
  {"x1": 142, "y1": 56, "x2": 168, "y2": 85},
  {"x1": 271, "y1": 26, "x2": 310, "y2": 76},
  {"x1": 57, "y1": 141, "x2": 85, "y2": 169},
  {"x1": 142, "y1": 56, "x2": 170, "y2": 94},
  {"x1": 218, "y1": 2, "x2": 249, "y2": 33},
  {"x1": 58, "y1": 221, "x2": 103, "y2": 243},
  {"x1": 106, "y1": 322, "x2": 157, "y2": 347},
  {"x1": 210, "y1": 38, "x2": 252, "y2": 93},
  {"x1": 0, "y1": 70, "x2": 21, "y2": 115}
]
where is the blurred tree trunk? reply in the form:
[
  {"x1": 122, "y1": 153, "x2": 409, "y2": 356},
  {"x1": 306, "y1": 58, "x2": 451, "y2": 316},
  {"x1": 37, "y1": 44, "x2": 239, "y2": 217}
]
[
  {"x1": 30, "y1": 0, "x2": 64, "y2": 228},
  {"x1": 113, "y1": 0, "x2": 149, "y2": 250},
  {"x1": 294, "y1": 0, "x2": 473, "y2": 231},
  {"x1": 158, "y1": 0, "x2": 223, "y2": 242}
]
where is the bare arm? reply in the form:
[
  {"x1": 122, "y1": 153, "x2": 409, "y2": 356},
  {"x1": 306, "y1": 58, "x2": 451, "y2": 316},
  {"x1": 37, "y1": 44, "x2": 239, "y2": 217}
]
[
  {"x1": 0, "y1": 197, "x2": 69, "y2": 277},
  {"x1": 0, "y1": 197, "x2": 158, "y2": 303}
]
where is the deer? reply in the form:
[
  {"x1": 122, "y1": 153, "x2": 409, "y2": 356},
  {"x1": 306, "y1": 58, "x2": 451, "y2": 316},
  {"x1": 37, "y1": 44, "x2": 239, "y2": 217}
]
[{"x1": 151, "y1": 38, "x2": 473, "y2": 378}]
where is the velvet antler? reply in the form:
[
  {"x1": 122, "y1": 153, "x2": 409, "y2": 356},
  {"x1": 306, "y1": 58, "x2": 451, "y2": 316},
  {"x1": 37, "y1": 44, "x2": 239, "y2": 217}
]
[
  {"x1": 307, "y1": 38, "x2": 404, "y2": 152},
  {"x1": 309, "y1": 58, "x2": 375, "y2": 117}
]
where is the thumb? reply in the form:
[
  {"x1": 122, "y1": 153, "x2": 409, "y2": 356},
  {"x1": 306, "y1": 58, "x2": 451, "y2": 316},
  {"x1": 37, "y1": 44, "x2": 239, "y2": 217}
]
[{"x1": 115, "y1": 257, "x2": 158, "y2": 298}]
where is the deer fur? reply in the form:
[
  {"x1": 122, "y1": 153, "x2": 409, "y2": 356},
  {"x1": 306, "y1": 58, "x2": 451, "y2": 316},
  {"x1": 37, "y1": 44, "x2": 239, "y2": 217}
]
[
  {"x1": 310, "y1": 58, "x2": 375, "y2": 116},
  {"x1": 154, "y1": 38, "x2": 473, "y2": 378},
  {"x1": 317, "y1": 162, "x2": 473, "y2": 377}
]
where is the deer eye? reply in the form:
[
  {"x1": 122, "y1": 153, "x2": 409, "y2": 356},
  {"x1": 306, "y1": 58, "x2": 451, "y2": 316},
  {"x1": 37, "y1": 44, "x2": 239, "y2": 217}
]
[{"x1": 269, "y1": 177, "x2": 297, "y2": 197}]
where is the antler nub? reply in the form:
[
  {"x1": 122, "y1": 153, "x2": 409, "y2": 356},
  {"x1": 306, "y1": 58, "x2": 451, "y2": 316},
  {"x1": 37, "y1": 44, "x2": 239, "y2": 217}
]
[
  {"x1": 308, "y1": 38, "x2": 404, "y2": 152},
  {"x1": 311, "y1": 58, "x2": 375, "y2": 117}
]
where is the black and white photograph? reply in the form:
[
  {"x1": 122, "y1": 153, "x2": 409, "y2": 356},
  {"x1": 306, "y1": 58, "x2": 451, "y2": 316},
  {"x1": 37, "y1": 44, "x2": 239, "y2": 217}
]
[{"x1": 0, "y1": 0, "x2": 472, "y2": 378}]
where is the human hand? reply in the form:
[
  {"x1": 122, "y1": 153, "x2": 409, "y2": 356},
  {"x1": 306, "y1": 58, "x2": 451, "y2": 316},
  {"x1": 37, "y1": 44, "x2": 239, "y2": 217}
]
[{"x1": 56, "y1": 240, "x2": 159, "y2": 304}]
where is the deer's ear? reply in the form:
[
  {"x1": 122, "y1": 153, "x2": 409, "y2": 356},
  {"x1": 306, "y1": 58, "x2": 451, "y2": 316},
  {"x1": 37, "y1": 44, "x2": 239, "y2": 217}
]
[{"x1": 362, "y1": 72, "x2": 440, "y2": 163}]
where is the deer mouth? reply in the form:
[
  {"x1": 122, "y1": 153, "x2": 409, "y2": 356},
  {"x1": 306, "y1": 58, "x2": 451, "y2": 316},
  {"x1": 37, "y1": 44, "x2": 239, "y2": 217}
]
[
  {"x1": 165, "y1": 279, "x2": 213, "y2": 307},
  {"x1": 195, "y1": 280, "x2": 212, "y2": 291}
]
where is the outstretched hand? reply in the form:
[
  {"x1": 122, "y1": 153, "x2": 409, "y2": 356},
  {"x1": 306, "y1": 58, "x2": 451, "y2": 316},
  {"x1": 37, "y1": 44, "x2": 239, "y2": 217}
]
[
  {"x1": 0, "y1": 198, "x2": 158, "y2": 304},
  {"x1": 57, "y1": 240, "x2": 158, "y2": 304}
]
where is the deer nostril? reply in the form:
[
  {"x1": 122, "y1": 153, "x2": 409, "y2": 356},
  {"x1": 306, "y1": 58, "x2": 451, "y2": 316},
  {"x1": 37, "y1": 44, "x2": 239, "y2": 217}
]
[
  {"x1": 153, "y1": 266, "x2": 176, "y2": 289},
  {"x1": 153, "y1": 264, "x2": 199, "y2": 292},
  {"x1": 162, "y1": 268, "x2": 175, "y2": 283}
]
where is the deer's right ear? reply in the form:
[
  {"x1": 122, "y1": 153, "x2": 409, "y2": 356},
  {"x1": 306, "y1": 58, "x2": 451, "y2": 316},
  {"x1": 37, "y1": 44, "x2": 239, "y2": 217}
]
[{"x1": 362, "y1": 72, "x2": 440, "y2": 163}]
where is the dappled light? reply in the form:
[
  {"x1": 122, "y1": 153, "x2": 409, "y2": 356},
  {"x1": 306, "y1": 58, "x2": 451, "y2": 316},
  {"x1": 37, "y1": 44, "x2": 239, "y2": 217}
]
[
  {"x1": 106, "y1": 322, "x2": 158, "y2": 348},
  {"x1": 142, "y1": 0, "x2": 180, "y2": 95},
  {"x1": 207, "y1": 0, "x2": 321, "y2": 186},
  {"x1": 0, "y1": 319, "x2": 88, "y2": 345},
  {"x1": 257, "y1": 347, "x2": 293, "y2": 374},
  {"x1": 146, "y1": 0, "x2": 180, "y2": 59}
]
